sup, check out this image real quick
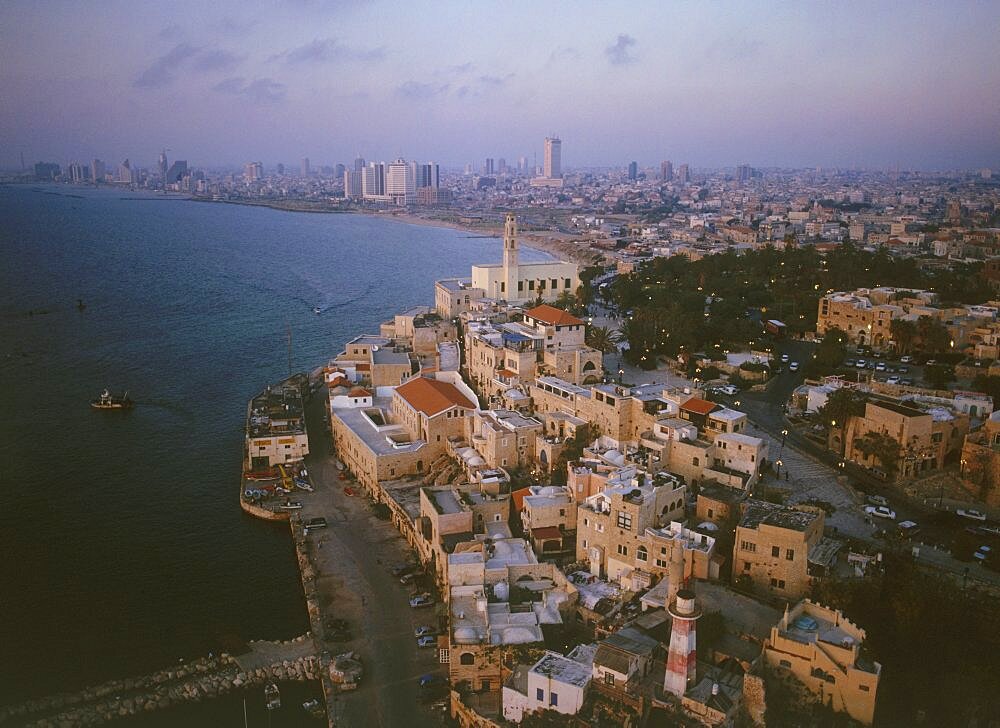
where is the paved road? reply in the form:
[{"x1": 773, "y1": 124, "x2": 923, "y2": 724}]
[{"x1": 300, "y1": 392, "x2": 447, "y2": 728}]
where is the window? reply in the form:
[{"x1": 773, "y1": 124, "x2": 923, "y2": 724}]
[
  {"x1": 772, "y1": 546, "x2": 780, "y2": 557},
  {"x1": 583, "y1": 518, "x2": 589, "y2": 527},
  {"x1": 860, "y1": 685, "x2": 870, "y2": 692},
  {"x1": 779, "y1": 659, "x2": 792, "y2": 668},
  {"x1": 693, "y1": 457, "x2": 699, "y2": 466},
  {"x1": 770, "y1": 578, "x2": 786, "y2": 589},
  {"x1": 460, "y1": 652, "x2": 475, "y2": 665},
  {"x1": 740, "y1": 541, "x2": 757, "y2": 553},
  {"x1": 565, "y1": 278, "x2": 572, "y2": 289},
  {"x1": 500, "y1": 282, "x2": 505, "y2": 293},
  {"x1": 655, "y1": 558, "x2": 667, "y2": 568},
  {"x1": 617, "y1": 544, "x2": 628, "y2": 557},
  {"x1": 551, "y1": 279, "x2": 557, "y2": 290},
  {"x1": 743, "y1": 561, "x2": 751, "y2": 571},
  {"x1": 582, "y1": 539, "x2": 588, "y2": 548},
  {"x1": 786, "y1": 549, "x2": 795, "y2": 561},
  {"x1": 481, "y1": 679, "x2": 491, "y2": 691},
  {"x1": 539, "y1": 279, "x2": 546, "y2": 290},
  {"x1": 636, "y1": 546, "x2": 648, "y2": 562},
  {"x1": 707, "y1": 508, "x2": 714, "y2": 519},
  {"x1": 616, "y1": 511, "x2": 633, "y2": 531},
  {"x1": 518, "y1": 281, "x2": 524, "y2": 292},
  {"x1": 528, "y1": 280, "x2": 535, "y2": 290},
  {"x1": 604, "y1": 672, "x2": 615, "y2": 686},
  {"x1": 559, "y1": 509, "x2": 565, "y2": 516},
  {"x1": 439, "y1": 648, "x2": 449, "y2": 663},
  {"x1": 550, "y1": 692, "x2": 558, "y2": 706},
  {"x1": 536, "y1": 688, "x2": 544, "y2": 701}
]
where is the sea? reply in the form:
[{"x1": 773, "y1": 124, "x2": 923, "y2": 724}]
[{"x1": 0, "y1": 184, "x2": 551, "y2": 710}]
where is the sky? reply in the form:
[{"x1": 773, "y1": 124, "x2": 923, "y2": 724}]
[{"x1": 1, "y1": 0, "x2": 998, "y2": 171}]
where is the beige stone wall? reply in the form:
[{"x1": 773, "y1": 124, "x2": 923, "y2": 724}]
[{"x1": 734, "y1": 510, "x2": 823, "y2": 600}]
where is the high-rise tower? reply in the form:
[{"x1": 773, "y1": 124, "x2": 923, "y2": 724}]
[
  {"x1": 502, "y1": 213, "x2": 519, "y2": 300},
  {"x1": 664, "y1": 589, "x2": 702, "y2": 697},
  {"x1": 544, "y1": 137, "x2": 561, "y2": 179}
]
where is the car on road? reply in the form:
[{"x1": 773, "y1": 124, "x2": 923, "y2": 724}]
[
  {"x1": 974, "y1": 545, "x2": 992, "y2": 563},
  {"x1": 409, "y1": 594, "x2": 435, "y2": 608},
  {"x1": 856, "y1": 359, "x2": 867, "y2": 368},
  {"x1": 780, "y1": 354, "x2": 790, "y2": 363},
  {"x1": 958, "y1": 509, "x2": 988, "y2": 522},
  {"x1": 414, "y1": 625, "x2": 438, "y2": 637},
  {"x1": 718, "y1": 384, "x2": 739, "y2": 395},
  {"x1": 875, "y1": 362, "x2": 886, "y2": 371},
  {"x1": 897, "y1": 366, "x2": 909, "y2": 373},
  {"x1": 900, "y1": 355, "x2": 913, "y2": 363},
  {"x1": 886, "y1": 375, "x2": 900, "y2": 385},
  {"x1": 865, "y1": 505, "x2": 897, "y2": 520},
  {"x1": 789, "y1": 361, "x2": 799, "y2": 372},
  {"x1": 304, "y1": 517, "x2": 328, "y2": 530},
  {"x1": 417, "y1": 636, "x2": 437, "y2": 648}
]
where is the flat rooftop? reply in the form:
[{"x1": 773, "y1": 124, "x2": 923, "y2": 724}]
[
  {"x1": 530, "y1": 652, "x2": 592, "y2": 688},
  {"x1": 332, "y1": 400, "x2": 425, "y2": 455},
  {"x1": 740, "y1": 500, "x2": 819, "y2": 532}
]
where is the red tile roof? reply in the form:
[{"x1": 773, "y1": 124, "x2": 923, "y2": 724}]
[
  {"x1": 348, "y1": 387, "x2": 372, "y2": 397},
  {"x1": 395, "y1": 376, "x2": 476, "y2": 417},
  {"x1": 525, "y1": 304, "x2": 584, "y2": 327},
  {"x1": 531, "y1": 526, "x2": 563, "y2": 541},
  {"x1": 680, "y1": 397, "x2": 719, "y2": 416}
]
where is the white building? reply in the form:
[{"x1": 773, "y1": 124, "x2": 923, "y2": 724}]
[
  {"x1": 386, "y1": 158, "x2": 415, "y2": 206},
  {"x1": 470, "y1": 214, "x2": 579, "y2": 303},
  {"x1": 502, "y1": 646, "x2": 595, "y2": 723}
]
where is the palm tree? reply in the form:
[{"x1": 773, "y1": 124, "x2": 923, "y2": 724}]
[{"x1": 585, "y1": 325, "x2": 619, "y2": 354}]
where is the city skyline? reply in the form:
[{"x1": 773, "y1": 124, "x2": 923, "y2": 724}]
[{"x1": 1, "y1": 2, "x2": 999, "y2": 170}]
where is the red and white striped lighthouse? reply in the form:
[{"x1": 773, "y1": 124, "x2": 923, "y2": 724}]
[{"x1": 664, "y1": 588, "x2": 702, "y2": 697}]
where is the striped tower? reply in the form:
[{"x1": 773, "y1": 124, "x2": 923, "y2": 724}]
[{"x1": 664, "y1": 588, "x2": 702, "y2": 697}]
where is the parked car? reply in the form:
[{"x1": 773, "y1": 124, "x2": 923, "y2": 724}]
[
  {"x1": 856, "y1": 359, "x2": 867, "y2": 368},
  {"x1": 886, "y1": 376, "x2": 900, "y2": 385},
  {"x1": 958, "y1": 509, "x2": 988, "y2": 522},
  {"x1": 417, "y1": 636, "x2": 437, "y2": 648},
  {"x1": 865, "y1": 505, "x2": 897, "y2": 520},
  {"x1": 900, "y1": 355, "x2": 913, "y2": 363},
  {"x1": 718, "y1": 384, "x2": 738, "y2": 395},
  {"x1": 875, "y1": 362, "x2": 886, "y2": 371},
  {"x1": 898, "y1": 366, "x2": 909, "y2": 373},
  {"x1": 304, "y1": 517, "x2": 328, "y2": 529},
  {"x1": 897, "y1": 520, "x2": 921, "y2": 539},
  {"x1": 414, "y1": 625, "x2": 438, "y2": 637},
  {"x1": 409, "y1": 594, "x2": 435, "y2": 608},
  {"x1": 781, "y1": 354, "x2": 790, "y2": 363},
  {"x1": 974, "y1": 545, "x2": 992, "y2": 563},
  {"x1": 867, "y1": 495, "x2": 890, "y2": 507},
  {"x1": 789, "y1": 361, "x2": 799, "y2": 372}
]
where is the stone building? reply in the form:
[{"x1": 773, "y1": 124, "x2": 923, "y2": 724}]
[
  {"x1": 763, "y1": 600, "x2": 881, "y2": 725},
  {"x1": 734, "y1": 500, "x2": 825, "y2": 600}
]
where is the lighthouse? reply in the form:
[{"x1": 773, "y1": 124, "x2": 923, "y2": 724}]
[{"x1": 664, "y1": 588, "x2": 702, "y2": 697}]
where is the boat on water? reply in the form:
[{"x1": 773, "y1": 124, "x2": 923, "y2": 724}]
[
  {"x1": 313, "y1": 307, "x2": 322, "y2": 314},
  {"x1": 90, "y1": 389, "x2": 133, "y2": 410},
  {"x1": 265, "y1": 682, "x2": 281, "y2": 710}
]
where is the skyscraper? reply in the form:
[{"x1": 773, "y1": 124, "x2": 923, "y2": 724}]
[
  {"x1": 353, "y1": 156, "x2": 366, "y2": 172},
  {"x1": 628, "y1": 161, "x2": 638, "y2": 181},
  {"x1": 165, "y1": 160, "x2": 188, "y2": 185},
  {"x1": 277, "y1": 163, "x2": 285, "y2": 176},
  {"x1": 117, "y1": 159, "x2": 133, "y2": 185},
  {"x1": 543, "y1": 137, "x2": 561, "y2": 179},
  {"x1": 386, "y1": 158, "x2": 415, "y2": 206},
  {"x1": 243, "y1": 161, "x2": 263, "y2": 182},
  {"x1": 362, "y1": 162, "x2": 387, "y2": 198},
  {"x1": 678, "y1": 163, "x2": 690, "y2": 183},
  {"x1": 736, "y1": 164, "x2": 753, "y2": 182},
  {"x1": 498, "y1": 158, "x2": 507, "y2": 174},
  {"x1": 343, "y1": 169, "x2": 362, "y2": 198},
  {"x1": 661, "y1": 160, "x2": 673, "y2": 181},
  {"x1": 91, "y1": 158, "x2": 105, "y2": 184},
  {"x1": 158, "y1": 150, "x2": 168, "y2": 181},
  {"x1": 301, "y1": 157, "x2": 310, "y2": 176},
  {"x1": 417, "y1": 162, "x2": 439, "y2": 189}
]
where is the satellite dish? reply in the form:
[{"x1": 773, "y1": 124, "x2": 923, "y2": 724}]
[{"x1": 372, "y1": 345, "x2": 380, "y2": 352}]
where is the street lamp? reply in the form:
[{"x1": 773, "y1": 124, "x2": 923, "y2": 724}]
[
  {"x1": 618, "y1": 368, "x2": 624, "y2": 384},
  {"x1": 775, "y1": 459, "x2": 783, "y2": 479}
]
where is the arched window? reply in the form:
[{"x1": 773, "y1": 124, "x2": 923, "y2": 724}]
[
  {"x1": 583, "y1": 361, "x2": 596, "y2": 371},
  {"x1": 636, "y1": 546, "x2": 648, "y2": 562},
  {"x1": 460, "y1": 652, "x2": 475, "y2": 665}
]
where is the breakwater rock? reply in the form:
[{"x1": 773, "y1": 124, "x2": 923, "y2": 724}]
[{"x1": 0, "y1": 642, "x2": 321, "y2": 727}]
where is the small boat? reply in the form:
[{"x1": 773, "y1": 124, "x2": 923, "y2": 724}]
[
  {"x1": 90, "y1": 389, "x2": 133, "y2": 410},
  {"x1": 313, "y1": 307, "x2": 322, "y2": 314},
  {"x1": 265, "y1": 682, "x2": 281, "y2": 710}
]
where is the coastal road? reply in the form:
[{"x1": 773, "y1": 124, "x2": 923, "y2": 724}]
[{"x1": 300, "y1": 391, "x2": 446, "y2": 728}]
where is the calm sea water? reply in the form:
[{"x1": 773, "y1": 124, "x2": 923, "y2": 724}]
[{"x1": 0, "y1": 185, "x2": 548, "y2": 707}]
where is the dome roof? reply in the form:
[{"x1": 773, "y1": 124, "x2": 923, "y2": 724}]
[{"x1": 453, "y1": 626, "x2": 479, "y2": 643}]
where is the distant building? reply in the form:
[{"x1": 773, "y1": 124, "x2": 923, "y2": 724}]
[
  {"x1": 158, "y1": 150, "x2": 168, "y2": 180},
  {"x1": 736, "y1": 164, "x2": 753, "y2": 182},
  {"x1": 416, "y1": 162, "x2": 439, "y2": 189},
  {"x1": 34, "y1": 162, "x2": 60, "y2": 180},
  {"x1": 300, "y1": 157, "x2": 310, "y2": 176},
  {"x1": 386, "y1": 158, "x2": 415, "y2": 206},
  {"x1": 677, "y1": 163, "x2": 690, "y2": 183},
  {"x1": 544, "y1": 137, "x2": 561, "y2": 178},
  {"x1": 734, "y1": 500, "x2": 826, "y2": 599},
  {"x1": 661, "y1": 160, "x2": 673, "y2": 181},
  {"x1": 485, "y1": 157, "x2": 494, "y2": 175},
  {"x1": 243, "y1": 162, "x2": 263, "y2": 182},
  {"x1": 276, "y1": 163, "x2": 285, "y2": 176},
  {"x1": 628, "y1": 161, "x2": 638, "y2": 181},
  {"x1": 362, "y1": 162, "x2": 388, "y2": 199},
  {"x1": 164, "y1": 160, "x2": 187, "y2": 185},
  {"x1": 117, "y1": 159, "x2": 133, "y2": 185},
  {"x1": 91, "y1": 159, "x2": 105, "y2": 184},
  {"x1": 343, "y1": 169, "x2": 362, "y2": 199}
]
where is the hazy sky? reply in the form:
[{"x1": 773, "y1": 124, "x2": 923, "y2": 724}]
[{"x1": 2, "y1": 1, "x2": 998, "y2": 170}]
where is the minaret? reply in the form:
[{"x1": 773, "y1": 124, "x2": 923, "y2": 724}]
[
  {"x1": 664, "y1": 588, "x2": 702, "y2": 697},
  {"x1": 502, "y1": 213, "x2": 519, "y2": 300}
]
